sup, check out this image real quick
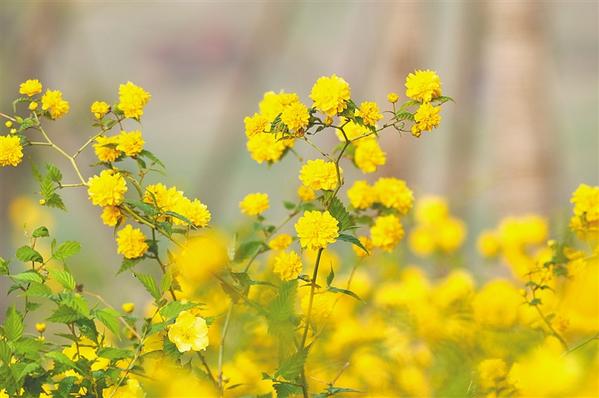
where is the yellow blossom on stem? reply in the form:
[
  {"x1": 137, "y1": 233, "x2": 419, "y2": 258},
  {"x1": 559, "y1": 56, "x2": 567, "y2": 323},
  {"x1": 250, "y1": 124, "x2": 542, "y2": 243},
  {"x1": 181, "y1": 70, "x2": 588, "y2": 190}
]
[
  {"x1": 268, "y1": 233, "x2": 293, "y2": 250},
  {"x1": 35, "y1": 322, "x2": 46, "y2": 333},
  {"x1": 28, "y1": 102, "x2": 38, "y2": 111},
  {"x1": 94, "y1": 135, "x2": 121, "y2": 163},
  {"x1": 347, "y1": 180, "x2": 375, "y2": 209},
  {"x1": 168, "y1": 310, "x2": 209, "y2": 353},
  {"x1": 411, "y1": 102, "x2": 441, "y2": 137},
  {"x1": 246, "y1": 133, "x2": 286, "y2": 164},
  {"x1": 297, "y1": 185, "x2": 316, "y2": 202},
  {"x1": 370, "y1": 214, "x2": 404, "y2": 252},
  {"x1": 387, "y1": 92, "x2": 399, "y2": 103},
  {"x1": 354, "y1": 138, "x2": 386, "y2": 173},
  {"x1": 121, "y1": 302, "x2": 135, "y2": 313},
  {"x1": 90, "y1": 101, "x2": 110, "y2": 119},
  {"x1": 272, "y1": 250, "x2": 303, "y2": 281},
  {"x1": 117, "y1": 130, "x2": 145, "y2": 157},
  {"x1": 373, "y1": 177, "x2": 414, "y2": 214},
  {"x1": 281, "y1": 101, "x2": 309, "y2": 132},
  {"x1": 101, "y1": 206, "x2": 122, "y2": 227},
  {"x1": 87, "y1": 170, "x2": 128, "y2": 207},
  {"x1": 173, "y1": 197, "x2": 211, "y2": 227},
  {"x1": 244, "y1": 113, "x2": 271, "y2": 138},
  {"x1": 0, "y1": 135, "x2": 24, "y2": 167},
  {"x1": 239, "y1": 193, "x2": 269, "y2": 216},
  {"x1": 295, "y1": 210, "x2": 339, "y2": 250},
  {"x1": 355, "y1": 101, "x2": 383, "y2": 127},
  {"x1": 41, "y1": 90, "x2": 70, "y2": 119},
  {"x1": 310, "y1": 74, "x2": 351, "y2": 116},
  {"x1": 299, "y1": 159, "x2": 341, "y2": 191},
  {"x1": 118, "y1": 81, "x2": 151, "y2": 119},
  {"x1": 405, "y1": 69, "x2": 442, "y2": 103},
  {"x1": 144, "y1": 183, "x2": 183, "y2": 212},
  {"x1": 19, "y1": 79, "x2": 42, "y2": 97},
  {"x1": 116, "y1": 224, "x2": 148, "y2": 259}
]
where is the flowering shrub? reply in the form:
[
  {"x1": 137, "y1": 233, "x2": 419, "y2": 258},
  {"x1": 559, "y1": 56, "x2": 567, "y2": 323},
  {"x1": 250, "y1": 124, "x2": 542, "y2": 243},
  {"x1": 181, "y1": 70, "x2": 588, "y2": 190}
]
[{"x1": 0, "y1": 72, "x2": 597, "y2": 398}]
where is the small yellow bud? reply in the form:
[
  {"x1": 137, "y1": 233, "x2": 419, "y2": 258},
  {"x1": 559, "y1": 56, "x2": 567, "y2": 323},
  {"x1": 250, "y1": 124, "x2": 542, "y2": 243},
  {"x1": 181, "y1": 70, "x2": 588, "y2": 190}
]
[
  {"x1": 4, "y1": 121, "x2": 12, "y2": 128},
  {"x1": 122, "y1": 302, "x2": 135, "y2": 313},
  {"x1": 29, "y1": 101, "x2": 38, "y2": 111},
  {"x1": 39, "y1": 199, "x2": 46, "y2": 205},
  {"x1": 10, "y1": 128, "x2": 17, "y2": 134},
  {"x1": 35, "y1": 322, "x2": 46, "y2": 333},
  {"x1": 324, "y1": 116, "x2": 333, "y2": 125},
  {"x1": 387, "y1": 92, "x2": 399, "y2": 103}
]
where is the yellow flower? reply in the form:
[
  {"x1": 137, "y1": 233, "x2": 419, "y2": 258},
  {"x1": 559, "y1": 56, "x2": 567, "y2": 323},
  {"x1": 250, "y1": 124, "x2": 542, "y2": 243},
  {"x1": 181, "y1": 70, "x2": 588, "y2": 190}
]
[
  {"x1": 41, "y1": 90, "x2": 70, "y2": 119},
  {"x1": 411, "y1": 102, "x2": 441, "y2": 137},
  {"x1": 405, "y1": 69, "x2": 442, "y2": 103},
  {"x1": 435, "y1": 217, "x2": 467, "y2": 253},
  {"x1": 116, "y1": 225, "x2": 148, "y2": 259},
  {"x1": 310, "y1": 74, "x2": 351, "y2": 116},
  {"x1": 102, "y1": 378, "x2": 145, "y2": 398},
  {"x1": 91, "y1": 101, "x2": 110, "y2": 119},
  {"x1": 0, "y1": 135, "x2": 23, "y2": 167},
  {"x1": 478, "y1": 358, "x2": 508, "y2": 390},
  {"x1": 268, "y1": 233, "x2": 293, "y2": 250},
  {"x1": 173, "y1": 197, "x2": 211, "y2": 227},
  {"x1": 295, "y1": 210, "x2": 339, "y2": 250},
  {"x1": 174, "y1": 232, "x2": 228, "y2": 290},
  {"x1": 122, "y1": 302, "x2": 135, "y2": 313},
  {"x1": 472, "y1": 280, "x2": 521, "y2": 328},
  {"x1": 87, "y1": 170, "x2": 127, "y2": 207},
  {"x1": 144, "y1": 183, "x2": 183, "y2": 212},
  {"x1": 244, "y1": 113, "x2": 271, "y2": 138},
  {"x1": 373, "y1": 177, "x2": 414, "y2": 214},
  {"x1": 387, "y1": 92, "x2": 399, "y2": 103},
  {"x1": 4, "y1": 121, "x2": 12, "y2": 128},
  {"x1": 415, "y1": 196, "x2": 448, "y2": 225},
  {"x1": 297, "y1": 185, "x2": 315, "y2": 201},
  {"x1": 354, "y1": 138, "x2": 386, "y2": 173},
  {"x1": 118, "y1": 81, "x2": 151, "y2": 119},
  {"x1": 353, "y1": 236, "x2": 373, "y2": 257},
  {"x1": 19, "y1": 79, "x2": 42, "y2": 97},
  {"x1": 571, "y1": 184, "x2": 599, "y2": 224},
  {"x1": 408, "y1": 225, "x2": 435, "y2": 256},
  {"x1": 35, "y1": 322, "x2": 46, "y2": 333},
  {"x1": 168, "y1": 310, "x2": 209, "y2": 352},
  {"x1": 246, "y1": 133, "x2": 287, "y2": 164},
  {"x1": 101, "y1": 206, "x2": 122, "y2": 227},
  {"x1": 370, "y1": 214, "x2": 404, "y2": 252},
  {"x1": 477, "y1": 230, "x2": 500, "y2": 257},
  {"x1": 347, "y1": 180, "x2": 375, "y2": 209},
  {"x1": 299, "y1": 159, "x2": 341, "y2": 191},
  {"x1": 272, "y1": 250, "x2": 303, "y2": 281},
  {"x1": 355, "y1": 101, "x2": 382, "y2": 126},
  {"x1": 259, "y1": 91, "x2": 300, "y2": 122},
  {"x1": 239, "y1": 193, "x2": 269, "y2": 216},
  {"x1": 94, "y1": 135, "x2": 121, "y2": 162},
  {"x1": 28, "y1": 101, "x2": 38, "y2": 111},
  {"x1": 117, "y1": 130, "x2": 145, "y2": 157},
  {"x1": 281, "y1": 101, "x2": 309, "y2": 132}
]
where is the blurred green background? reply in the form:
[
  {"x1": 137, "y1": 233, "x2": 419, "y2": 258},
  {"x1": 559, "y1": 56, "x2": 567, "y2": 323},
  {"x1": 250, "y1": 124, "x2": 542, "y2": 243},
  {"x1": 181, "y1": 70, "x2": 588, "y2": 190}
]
[{"x1": 1, "y1": 1, "x2": 597, "y2": 313}]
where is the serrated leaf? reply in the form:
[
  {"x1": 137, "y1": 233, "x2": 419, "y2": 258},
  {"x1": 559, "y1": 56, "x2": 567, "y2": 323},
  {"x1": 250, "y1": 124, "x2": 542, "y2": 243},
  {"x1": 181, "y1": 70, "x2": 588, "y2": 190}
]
[
  {"x1": 24, "y1": 282, "x2": 53, "y2": 297},
  {"x1": 16, "y1": 246, "x2": 43, "y2": 263},
  {"x1": 328, "y1": 197, "x2": 353, "y2": 231},
  {"x1": 32, "y1": 226, "x2": 49, "y2": 238},
  {"x1": 135, "y1": 273, "x2": 161, "y2": 301},
  {"x1": 53, "y1": 241, "x2": 80, "y2": 261},
  {"x1": 117, "y1": 257, "x2": 141, "y2": 274},
  {"x1": 46, "y1": 163, "x2": 62, "y2": 183},
  {"x1": 49, "y1": 269, "x2": 76, "y2": 290},
  {"x1": 60, "y1": 294, "x2": 90, "y2": 317},
  {"x1": 46, "y1": 352, "x2": 79, "y2": 370},
  {"x1": 4, "y1": 306, "x2": 24, "y2": 341},
  {"x1": 273, "y1": 383, "x2": 303, "y2": 398},
  {"x1": 0, "y1": 340, "x2": 12, "y2": 363},
  {"x1": 337, "y1": 234, "x2": 369, "y2": 254},
  {"x1": 159, "y1": 301, "x2": 197, "y2": 321},
  {"x1": 11, "y1": 271, "x2": 43, "y2": 284},
  {"x1": 275, "y1": 349, "x2": 306, "y2": 381},
  {"x1": 47, "y1": 305, "x2": 85, "y2": 323},
  {"x1": 395, "y1": 111, "x2": 415, "y2": 121},
  {"x1": 0, "y1": 257, "x2": 8, "y2": 275},
  {"x1": 95, "y1": 308, "x2": 121, "y2": 336}
]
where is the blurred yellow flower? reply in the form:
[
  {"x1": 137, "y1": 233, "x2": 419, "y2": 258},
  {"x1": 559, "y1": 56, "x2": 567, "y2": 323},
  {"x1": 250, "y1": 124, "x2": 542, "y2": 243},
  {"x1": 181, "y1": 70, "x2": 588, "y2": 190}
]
[
  {"x1": 347, "y1": 180, "x2": 376, "y2": 209},
  {"x1": 370, "y1": 214, "x2": 404, "y2": 252},
  {"x1": 268, "y1": 233, "x2": 293, "y2": 250},
  {"x1": 354, "y1": 137, "x2": 386, "y2": 173},
  {"x1": 373, "y1": 177, "x2": 414, "y2": 214},
  {"x1": 168, "y1": 310, "x2": 209, "y2": 352},
  {"x1": 94, "y1": 135, "x2": 121, "y2": 162},
  {"x1": 272, "y1": 250, "x2": 302, "y2": 281}
]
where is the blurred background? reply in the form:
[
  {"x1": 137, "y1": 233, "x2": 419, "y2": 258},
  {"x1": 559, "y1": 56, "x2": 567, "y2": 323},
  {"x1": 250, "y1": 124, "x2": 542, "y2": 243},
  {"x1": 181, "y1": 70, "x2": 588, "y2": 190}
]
[{"x1": 0, "y1": 1, "x2": 597, "y2": 312}]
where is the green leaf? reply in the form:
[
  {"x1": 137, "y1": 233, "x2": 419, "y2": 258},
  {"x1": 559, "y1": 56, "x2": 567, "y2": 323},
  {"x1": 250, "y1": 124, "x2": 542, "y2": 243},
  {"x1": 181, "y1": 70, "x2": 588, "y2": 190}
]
[
  {"x1": 32, "y1": 226, "x2": 49, "y2": 238},
  {"x1": 46, "y1": 163, "x2": 62, "y2": 183},
  {"x1": 328, "y1": 286, "x2": 362, "y2": 301},
  {"x1": 326, "y1": 267, "x2": 335, "y2": 287},
  {"x1": 117, "y1": 257, "x2": 142, "y2": 274},
  {"x1": 97, "y1": 347, "x2": 133, "y2": 360},
  {"x1": 164, "y1": 210, "x2": 193, "y2": 226},
  {"x1": 337, "y1": 234, "x2": 369, "y2": 255},
  {"x1": 139, "y1": 149, "x2": 165, "y2": 168},
  {"x1": 135, "y1": 273, "x2": 161, "y2": 301},
  {"x1": 234, "y1": 240, "x2": 265, "y2": 262},
  {"x1": 0, "y1": 340, "x2": 12, "y2": 363},
  {"x1": 53, "y1": 241, "x2": 81, "y2": 261},
  {"x1": 16, "y1": 246, "x2": 43, "y2": 263},
  {"x1": 60, "y1": 294, "x2": 90, "y2": 317},
  {"x1": 126, "y1": 200, "x2": 158, "y2": 217},
  {"x1": 95, "y1": 308, "x2": 121, "y2": 336},
  {"x1": 24, "y1": 282, "x2": 52, "y2": 297},
  {"x1": 273, "y1": 383, "x2": 303, "y2": 398},
  {"x1": 395, "y1": 111, "x2": 415, "y2": 121},
  {"x1": 283, "y1": 201, "x2": 296, "y2": 210},
  {"x1": 45, "y1": 352, "x2": 79, "y2": 370},
  {"x1": 4, "y1": 306, "x2": 24, "y2": 341},
  {"x1": 47, "y1": 305, "x2": 85, "y2": 323},
  {"x1": 328, "y1": 197, "x2": 353, "y2": 231},
  {"x1": 159, "y1": 301, "x2": 197, "y2": 321},
  {"x1": 0, "y1": 257, "x2": 8, "y2": 275},
  {"x1": 431, "y1": 95, "x2": 454, "y2": 105},
  {"x1": 275, "y1": 349, "x2": 306, "y2": 381},
  {"x1": 49, "y1": 269, "x2": 76, "y2": 290},
  {"x1": 10, "y1": 271, "x2": 43, "y2": 284},
  {"x1": 13, "y1": 337, "x2": 44, "y2": 356}
]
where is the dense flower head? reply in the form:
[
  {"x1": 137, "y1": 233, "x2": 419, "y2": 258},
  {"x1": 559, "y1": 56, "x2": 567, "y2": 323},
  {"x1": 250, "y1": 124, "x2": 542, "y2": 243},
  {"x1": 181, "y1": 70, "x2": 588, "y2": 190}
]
[
  {"x1": 168, "y1": 310, "x2": 209, "y2": 353},
  {"x1": 295, "y1": 210, "x2": 339, "y2": 250},
  {"x1": 244, "y1": 113, "x2": 271, "y2": 138},
  {"x1": 246, "y1": 133, "x2": 287, "y2": 164},
  {"x1": 101, "y1": 206, "x2": 122, "y2": 227},
  {"x1": 117, "y1": 130, "x2": 145, "y2": 157},
  {"x1": 281, "y1": 101, "x2": 309, "y2": 132},
  {"x1": 373, "y1": 177, "x2": 414, "y2": 214},
  {"x1": 41, "y1": 90, "x2": 70, "y2": 119},
  {"x1": 354, "y1": 138, "x2": 386, "y2": 173},
  {"x1": 387, "y1": 92, "x2": 399, "y2": 103},
  {"x1": 0, "y1": 135, "x2": 24, "y2": 167},
  {"x1": 310, "y1": 74, "x2": 351, "y2": 116},
  {"x1": 173, "y1": 197, "x2": 211, "y2": 227},
  {"x1": 297, "y1": 185, "x2": 316, "y2": 202},
  {"x1": 116, "y1": 224, "x2": 149, "y2": 259},
  {"x1": 239, "y1": 192, "x2": 269, "y2": 216},
  {"x1": 411, "y1": 103, "x2": 441, "y2": 137},
  {"x1": 347, "y1": 180, "x2": 376, "y2": 209},
  {"x1": 118, "y1": 81, "x2": 151, "y2": 119},
  {"x1": 259, "y1": 91, "x2": 301, "y2": 122},
  {"x1": 19, "y1": 79, "x2": 43, "y2": 97},
  {"x1": 405, "y1": 69, "x2": 442, "y2": 103},
  {"x1": 144, "y1": 183, "x2": 183, "y2": 212},
  {"x1": 90, "y1": 101, "x2": 110, "y2": 119},
  {"x1": 268, "y1": 233, "x2": 293, "y2": 250},
  {"x1": 299, "y1": 159, "x2": 341, "y2": 191},
  {"x1": 94, "y1": 135, "x2": 121, "y2": 162},
  {"x1": 415, "y1": 196, "x2": 449, "y2": 225},
  {"x1": 570, "y1": 184, "x2": 599, "y2": 233},
  {"x1": 87, "y1": 170, "x2": 128, "y2": 207},
  {"x1": 370, "y1": 214, "x2": 404, "y2": 252},
  {"x1": 272, "y1": 250, "x2": 303, "y2": 281},
  {"x1": 355, "y1": 101, "x2": 383, "y2": 127}
]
